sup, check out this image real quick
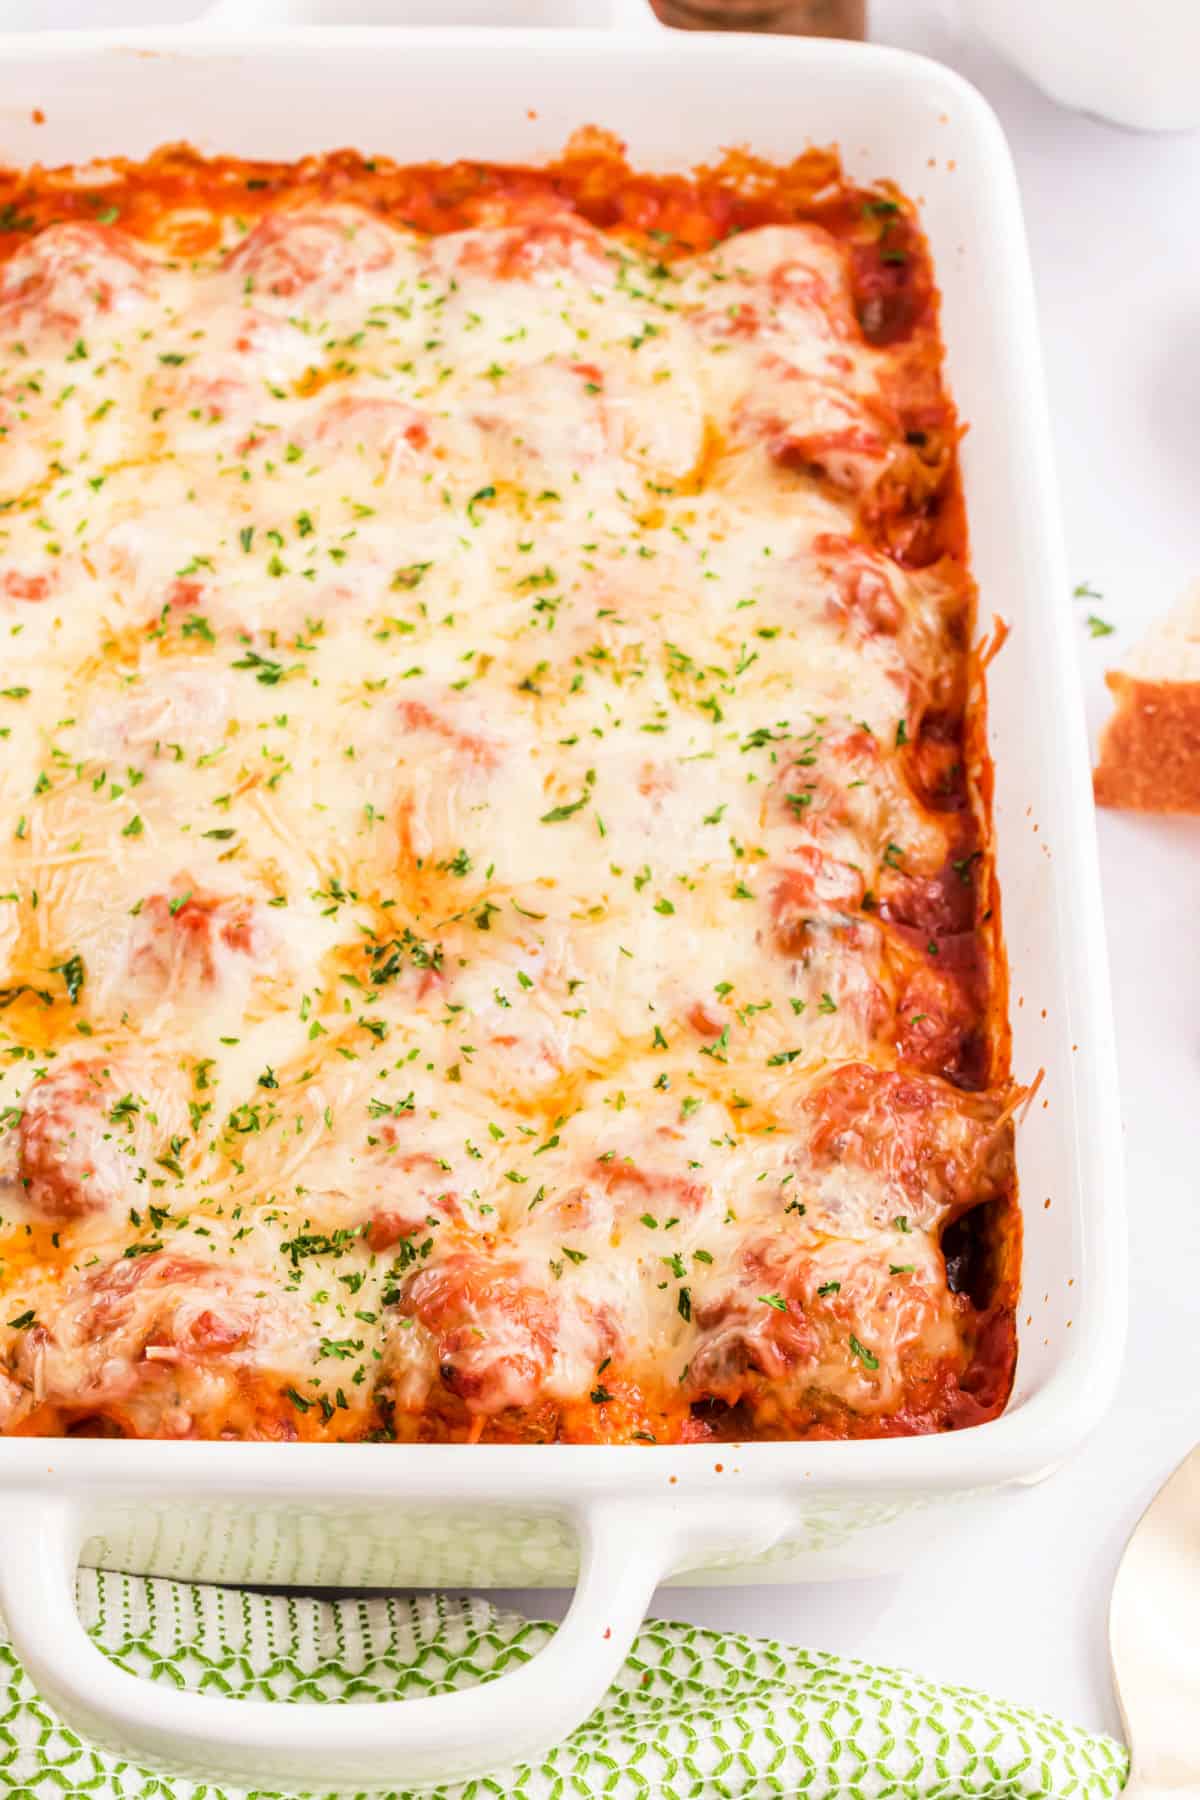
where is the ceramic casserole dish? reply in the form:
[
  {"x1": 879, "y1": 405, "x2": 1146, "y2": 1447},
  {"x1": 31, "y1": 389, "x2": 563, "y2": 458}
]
[{"x1": 0, "y1": 1, "x2": 1125, "y2": 1789}]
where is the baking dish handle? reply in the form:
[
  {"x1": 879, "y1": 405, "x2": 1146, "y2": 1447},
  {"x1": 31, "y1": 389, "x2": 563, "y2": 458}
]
[
  {"x1": 0, "y1": 1490, "x2": 691, "y2": 1792},
  {"x1": 196, "y1": 0, "x2": 662, "y2": 33}
]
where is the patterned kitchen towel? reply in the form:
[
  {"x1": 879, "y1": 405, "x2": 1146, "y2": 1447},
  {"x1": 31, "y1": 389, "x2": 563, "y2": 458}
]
[{"x1": 0, "y1": 1569, "x2": 1128, "y2": 1799}]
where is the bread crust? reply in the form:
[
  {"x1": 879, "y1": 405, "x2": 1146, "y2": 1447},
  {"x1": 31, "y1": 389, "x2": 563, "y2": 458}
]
[{"x1": 1094, "y1": 671, "x2": 1200, "y2": 811}]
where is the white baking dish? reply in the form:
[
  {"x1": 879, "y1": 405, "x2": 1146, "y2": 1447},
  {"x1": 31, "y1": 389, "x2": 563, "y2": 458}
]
[{"x1": 0, "y1": 3, "x2": 1125, "y2": 1790}]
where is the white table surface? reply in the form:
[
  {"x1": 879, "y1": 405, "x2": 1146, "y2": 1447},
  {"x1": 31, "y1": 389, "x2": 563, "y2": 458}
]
[
  {"x1": 12, "y1": 0, "x2": 1200, "y2": 1748},
  {"x1": 493, "y1": 0, "x2": 1200, "y2": 1743}
]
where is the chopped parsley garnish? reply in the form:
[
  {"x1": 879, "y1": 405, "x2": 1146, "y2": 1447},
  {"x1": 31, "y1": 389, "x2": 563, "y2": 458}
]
[
  {"x1": 232, "y1": 649, "x2": 287, "y2": 686},
  {"x1": 50, "y1": 953, "x2": 85, "y2": 1005},
  {"x1": 540, "y1": 772, "x2": 595, "y2": 823}
]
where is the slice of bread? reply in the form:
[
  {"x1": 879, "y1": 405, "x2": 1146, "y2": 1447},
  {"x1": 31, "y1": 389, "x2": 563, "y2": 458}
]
[{"x1": 1094, "y1": 585, "x2": 1200, "y2": 811}]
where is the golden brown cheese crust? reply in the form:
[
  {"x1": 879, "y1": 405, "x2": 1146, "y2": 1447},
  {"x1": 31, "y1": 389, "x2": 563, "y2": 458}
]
[{"x1": 0, "y1": 137, "x2": 1018, "y2": 1445}]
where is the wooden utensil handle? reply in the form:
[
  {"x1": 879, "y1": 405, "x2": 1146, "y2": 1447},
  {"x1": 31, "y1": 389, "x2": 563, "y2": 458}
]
[{"x1": 651, "y1": 0, "x2": 866, "y2": 34}]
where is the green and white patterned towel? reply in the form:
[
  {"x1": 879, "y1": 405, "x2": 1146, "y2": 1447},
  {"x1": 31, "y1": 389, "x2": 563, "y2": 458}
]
[{"x1": 0, "y1": 1570, "x2": 1128, "y2": 1799}]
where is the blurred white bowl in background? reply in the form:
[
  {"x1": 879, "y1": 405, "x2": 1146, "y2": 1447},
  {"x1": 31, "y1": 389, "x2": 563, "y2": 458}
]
[{"x1": 959, "y1": 0, "x2": 1200, "y2": 131}]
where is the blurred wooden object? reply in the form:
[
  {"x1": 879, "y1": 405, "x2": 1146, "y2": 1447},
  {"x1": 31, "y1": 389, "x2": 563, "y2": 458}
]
[{"x1": 650, "y1": 0, "x2": 866, "y2": 36}]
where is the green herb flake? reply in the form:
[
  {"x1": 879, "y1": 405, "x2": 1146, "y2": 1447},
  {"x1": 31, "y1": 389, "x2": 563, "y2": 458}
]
[{"x1": 50, "y1": 953, "x2": 85, "y2": 1004}]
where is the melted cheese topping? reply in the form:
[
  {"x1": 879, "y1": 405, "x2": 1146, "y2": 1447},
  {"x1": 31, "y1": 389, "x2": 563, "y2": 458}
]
[{"x1": 0, "y1": 197, "x2": 1015, "y2": 1443}]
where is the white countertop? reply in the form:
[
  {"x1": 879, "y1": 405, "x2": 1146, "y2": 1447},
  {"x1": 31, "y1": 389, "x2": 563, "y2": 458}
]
[
  {"x1": 11, "y1": 0, "x2": 1200, "y2": 1747},
  {"x1": 500, "y1": 0, "x2": 1200, "y2": 1741}
]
